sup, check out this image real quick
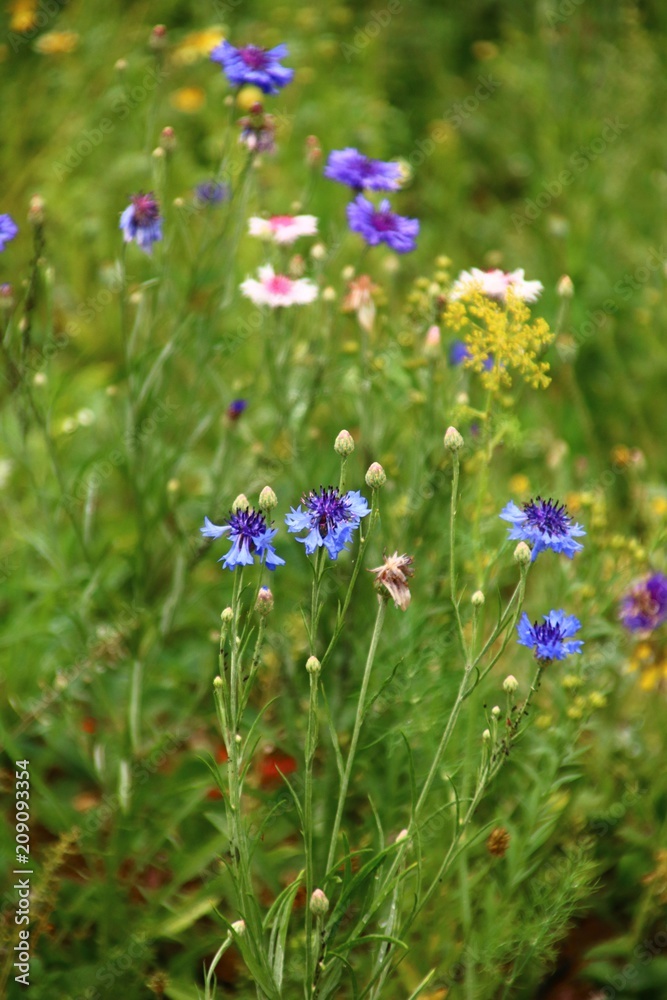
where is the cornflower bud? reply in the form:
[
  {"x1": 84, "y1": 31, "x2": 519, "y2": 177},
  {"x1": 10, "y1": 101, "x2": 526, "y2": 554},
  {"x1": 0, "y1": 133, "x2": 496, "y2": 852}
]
[
  {"x1": 256, "y1": 587, "x2": 274, "y2": 615},
  {"x1": 221, "y1": 608, "x2": 233, "y2": 624},
  {"x1": 557, "y1": 275, "x2": 574, "y2": 298},
  {"x1": 503, "y1": 674, "x2": 518, "y2": 693},
  {"x1": 306, "y1": 656, "x2": 321, "y2": 675},
  {"x1": 471, "y1": 590, "x2": 485, "y2": 607},
  {"x1": 365, "y1": 462, "x2": 386, "y2": 489},
  {"x1": 444, "y1": 426, "x2": 464, "y2": 452},
  {"x1": 334, "y1": 429, "x2": 355, "y2": 457},
  {"x1": 232, "y1": 493, "x2": 249, "y2": 513},
  {"x1": 309, "y1": 889, "x2": 329, "y2": 916},
  {"x1": 513, "y1": 541, "x2": 531, "y2": 566},
  {"x1": 259, "y1": 486, "x2": 278, "y2": 513}
]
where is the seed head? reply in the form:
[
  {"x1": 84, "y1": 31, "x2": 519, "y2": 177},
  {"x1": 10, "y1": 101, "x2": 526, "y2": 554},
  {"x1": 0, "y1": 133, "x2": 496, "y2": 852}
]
[{"x1": 486, "y1": 826, "x2": 510, "y2": 857}]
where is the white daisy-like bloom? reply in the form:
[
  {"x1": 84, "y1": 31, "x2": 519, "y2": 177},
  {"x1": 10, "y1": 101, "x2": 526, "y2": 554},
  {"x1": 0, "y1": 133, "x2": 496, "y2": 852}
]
[
  {"x1": 450, "y1": 267, "x2": 543, "y2": 303},
  {"x1": 248, "y1": 214, "x2": 318, "y2": 245},
  {"x1": 240, "y1": 264, "x2": 318, "y2": 308}
]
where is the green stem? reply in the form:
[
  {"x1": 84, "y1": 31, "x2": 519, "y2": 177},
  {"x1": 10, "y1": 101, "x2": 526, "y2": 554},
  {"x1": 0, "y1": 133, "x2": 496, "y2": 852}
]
[
  {"x1": 305, "y1": 664, "x2": 320, "y2": 990},
  {"x1": 325, "y1": 597, "x2": 388, "y2": 875}
]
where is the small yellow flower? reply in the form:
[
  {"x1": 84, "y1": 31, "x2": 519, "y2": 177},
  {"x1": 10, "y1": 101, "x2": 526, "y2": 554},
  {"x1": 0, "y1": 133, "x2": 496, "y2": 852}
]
[
  {"x1": 170, "y1": 86, "x2": 205, "y2": 113},
  {"x1": 34, "y1": 30, "x2": 79, "y2": 54},
  {"x1": 170, "y1": 27, "x2": 224, "y2": 66},
  {"x1": 509, "y1": 473, "x2": 530, "y2": 496},
  {"x1": 236, "y1": 85, "x2": 264, "y2": 111},
  {"x1": 650, "y1": 496, "x2": 667, "y2": 518},
  {"x1": 9, "y1": 0, "x2": 37, "y2": 32},
  {"x1": 445, "y1": 288, "x2": 554, "y2": 391}
]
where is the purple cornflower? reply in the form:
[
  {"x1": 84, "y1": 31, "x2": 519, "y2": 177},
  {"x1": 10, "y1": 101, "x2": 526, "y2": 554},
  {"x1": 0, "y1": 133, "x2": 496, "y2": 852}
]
[
  {"x1": 227, "y1": 399, "x2": 248, "y2": 422},
  {"x1": 324, "y1": 148, "x2": 402, "y2": 192},
  {"x1": 619, "y1": 573, "x2": 667, "y2": 632},
  {"x1": 500, "y1": 496, "x2": 585, "y2": 561},
  {"x1": 201, "y1": 510, "x2": 284, "y2": 571},
  {"x1": 517, "y1": 610, "x2": 583, "y2": 664},
  {"x1": 449, "y1": 339, "x2": 493, "y2": 372},
  {"x1": 211, "y1": 41, "x2": 294, "y2": 94},
  {"x1": 119, "y1": 193, "x2": 162, "y2": 255},
  {"x1": 0, "y1": 214, "x2": 18, "y2": 252},
  {"x1": 195, "y1": 180, "x2": 229, "y2": 206},
  {"x1": 346, "y1": 196, "x2": 419, "y2": 254},
  {"x1": 285, "y1": 486, "x2": 370, "y2": 560}
]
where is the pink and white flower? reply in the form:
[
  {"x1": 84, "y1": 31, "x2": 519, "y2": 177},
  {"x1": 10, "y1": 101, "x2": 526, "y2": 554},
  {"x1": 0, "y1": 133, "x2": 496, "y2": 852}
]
[
  {"x1": 450, "y1": 267, "x2": 543, "y2": 303},
  {"x1": 240, "y1": 264, "x2": 318, "y2": 308},
  {"x1": 248, "y1": 214, "x2": 318, "y2": 245}
]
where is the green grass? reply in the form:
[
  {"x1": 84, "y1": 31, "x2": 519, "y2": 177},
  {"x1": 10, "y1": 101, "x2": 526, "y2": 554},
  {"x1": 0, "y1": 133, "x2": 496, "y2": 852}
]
[{"x1": 1, "y1": 2, "x2": 667, "y2": 998}]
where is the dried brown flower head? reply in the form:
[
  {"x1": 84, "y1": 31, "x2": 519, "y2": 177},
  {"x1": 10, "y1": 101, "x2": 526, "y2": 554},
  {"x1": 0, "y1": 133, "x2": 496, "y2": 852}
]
[
  {"x1": 486, "y1": 827, "x2": 510, "y2": 858},
  {"x1": 369, "y1": 552, "x2": 414, "y2": 611}
]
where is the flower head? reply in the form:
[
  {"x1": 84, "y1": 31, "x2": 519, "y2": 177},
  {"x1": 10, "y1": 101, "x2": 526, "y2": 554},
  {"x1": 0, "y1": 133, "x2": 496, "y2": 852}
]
[
  {"x1": 119, "y1": 193, "x2": 162, "y2": 255},
  {"x1": 324, "y1": 148, "x2": 402, "y2": 191},
  {"x1": 211, "y1": 41, "x2": 294, "y2": 94},
  {"x1": 227, "y1": 399, "x2": 248, "y2": 421},
  {"x1": 342, "y1": 274, "x2": 379, "y2": 332},
  {"x1": 238, "y1": 104, "x2": 276, "y2": 153},
  {"x1": 201, "y1": 510, "x2": 285, "y2": 571},
  {"x1": 369, "y1": 552, "x2": 414, "y2": 611},
  {"x1": 450, "y1": 268, "x2": 543, "y2": 303},
  {"x1": 285, "y1": 486, "x2": 370, "y2": 560},
  {"x1": 619, "y1": 573, "x2": 667, "y2": 633},
  {"x1": 240, "y1": 265, "x2": 317, "y2": 308},
  {"x1": 0, "y1": 214, "x2": 18, "y2": 252},
  {"x1": 517, "y1": 610, "x2": 583, "y2": 664},
  {"x1": 248, "y1": 214, "x2": 318, "y2": 245},
  {"x1": 195, "y1": 180, "x2": 229, "y2": 205},
  {"x1": 500, "y1": 497, "x2": 585, "y2": 561},
  {"x1": 346, "y1": 196, "x2": 419, "y2": 254}
]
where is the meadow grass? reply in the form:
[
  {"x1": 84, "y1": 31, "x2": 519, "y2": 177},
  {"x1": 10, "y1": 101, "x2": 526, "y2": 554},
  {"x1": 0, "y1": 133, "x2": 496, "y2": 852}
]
[{"x1": 1, "y1": 2, "x2": 667, "y2": 998}]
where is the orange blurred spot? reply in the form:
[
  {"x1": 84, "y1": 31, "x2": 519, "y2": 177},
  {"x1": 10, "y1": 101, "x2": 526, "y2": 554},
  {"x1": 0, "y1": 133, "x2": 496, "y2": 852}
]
[{"x1": 259, "y1": 748, "x2": 297, "y2": 787}]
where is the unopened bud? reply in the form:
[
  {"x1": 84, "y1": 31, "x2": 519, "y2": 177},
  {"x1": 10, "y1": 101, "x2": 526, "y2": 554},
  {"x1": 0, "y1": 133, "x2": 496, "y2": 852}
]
[
  {"x1": 258, "y1": 485, "x2": 278, "y2": 512},
  {"x1": 230, "y1": 918, "x2": 246, "y2": 936},
  {"x1": 513, "y1": 541, "x2": 531, "y2": 566},
  {"x1": 322, "y1": 286, "x2": 336, "y2": 301},
  {"x1": 28, "y1": 194, "x2": 45, "y2": 226},
  {"x1": 491, "y1": 705, "x2": 501, "y2": 718},
  {"x1": 444, "y1": 426, "x2": 464, "y2": 452},
  {"x1": 424, "y1": 324, "x2": 441, "y2": 357},
  {"x1": 334, "y1": 429, "x2": 355, "y2": 457},
  {"x1": 213, "y1": 676, "x2": 223, "y2": 689},
  {"x1": 149, "y1": 24, "x2": 167, "y2": 50},
  {"x1": 310, "y1": 242, "x2": 326, "y2": 261},
  {"x1": 152, "y1": 146, "x2": 165, "y2": 160},
  {"x1": 114, "y1": 58, "x2": 128, "y2": 73},
  {"x1": 288, "y1": 254, "x2": 305, "y2": 278},
  {"x1": 256, "y1": 586, "x2": 274, "y2": 615},
  {"x1": 309, "y1": 888, "x2": 329, "y2": 915},
  {"x1": 365, "y1": 462, "x2": 386, "y2": 489},
  {"x1": 395, "y1": 828, "x2": 409, "y2": 843},
  {"x1": 503, "y1": 674, "x2": 518, "y2": 693},
  {"x1": 305, "y1": 134, "x2": 322, "y2": 167},
  {"x1": 232, "y1": 493, "x2": 249, "y2": 513},
  {"x1": 482, "y1": 728, "x2": 491, "y2": 742},
  {"x1": 471, "y1": 590, "x2": 485, "y2": 607},
  {"x1": 160, "y1": 126, "x2": 176, "y2": 152},
  {"x1": 306, "y1": 656, "x2": 321, "y2": 675},
  {"x1": 557, "y1": 274, "x2": 574, "y2": 298},
  {"x1": 221, "y1": 607, "x2": 233, "y2": 624}
]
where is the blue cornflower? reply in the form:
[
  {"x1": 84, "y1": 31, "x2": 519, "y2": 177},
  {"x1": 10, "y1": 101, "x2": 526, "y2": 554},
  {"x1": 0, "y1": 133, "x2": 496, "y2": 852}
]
[
  {"x1": 324, "y1": 148, "x2": 402, "y2": 192},
  {"x1": 201, "y1": 510, "x2": 285, "y2": 571},
  {"x1": 619, "y1": 572, "x2": 667, "y2": 632},
  {"x1": 285, "y1": 486, "x2": 370, "y2": 560},
  {"x1": 120, "y1": 193, "x2": 163, "y2": 255},
  {"x1": 500, "y1": 496, "x2": 585, "y2": 561},
  {"x1": 211, "y1": 41, "x2": 294, "y2": 94},
  {"x1": 0, "y1": 214, "x2": 18, "y2": 252},
  {"x1": 195, "y1": 180, "x2": 229, "y2": 206},
  {"x1": 227, "y1": 399, "x2": 248, "y2": 421},
  {"x1": 449, "y1": 339, "x2": 493, "y2": 372},
  {"x1": 346, "y1": 196, "x2": 419, "y2": 254},
  {"x1": 517, "y1": 610, "x2": 583, "y2": 663}
]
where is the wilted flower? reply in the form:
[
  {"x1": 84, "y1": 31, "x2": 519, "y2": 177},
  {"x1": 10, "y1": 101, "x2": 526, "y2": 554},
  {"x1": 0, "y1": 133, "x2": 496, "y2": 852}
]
[
  {"x1": 450, "y1": 267, "x2": 543, "y2": 303},
  {"x1": 619, "y1": 573, "x2": 667, "y2": 633},
  {"x1": 211, "y1": 41, "x2": 294, "y2": 94},
  {"x1": 238, "y1": 104, "x2": 276, "y2": 154},
  {"x1": 119, "y1": 193, "x2": 162, "y2": 255},
  {"x1": 285, "y1": 486, "x2": 370, "y2": 560},
  {"x1": 201, "y1": 510, "x2": 285, "y2": 571},
  {"x1": 517, "y1": 610, "x2": 583, "y2": 664},
  {"x1": 342, "y1": 274, "x2": 379, "y2": 332},
  {"x1": 0, "y1": 214, "x2": 18, "y2": 252},
  {"x1": 240, "y1": 264, "x2": 318, "y2": 308},
  {"x1": 248, "y1": 214, "x2": 318, "y2": 244},
  {"x1": 347, "y1": 196, "x2": 419, "y2": 254},
  {"x1": 369, "y1": 552, "x2": 414, "y2": 611},
  {"x1": 324, "y1": 148, "x2": 402, "y2": 191},
  {"x1": 500, "y1": 497, "x2": 585, "y2": 561}
]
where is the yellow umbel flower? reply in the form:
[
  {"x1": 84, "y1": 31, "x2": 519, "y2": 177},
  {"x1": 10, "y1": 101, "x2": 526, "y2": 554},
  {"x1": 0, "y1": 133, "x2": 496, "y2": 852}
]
[{"x1": 445, "y1": 288, "x2": 554, "y2": 391}]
